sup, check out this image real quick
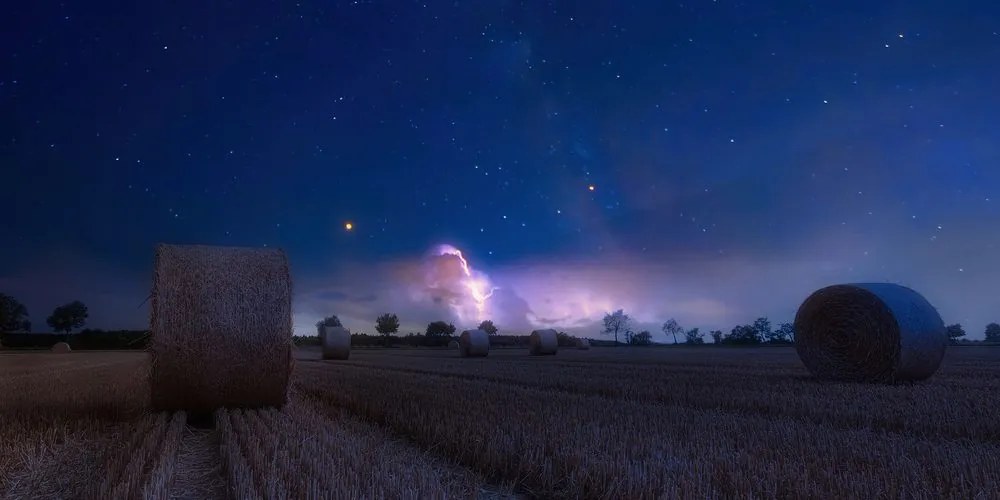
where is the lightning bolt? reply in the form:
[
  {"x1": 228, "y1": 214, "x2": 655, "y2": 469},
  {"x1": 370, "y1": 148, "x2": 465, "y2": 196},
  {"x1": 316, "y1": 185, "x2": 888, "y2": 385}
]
[{"x1": 435, "y1": 244, "x2": 498, "y2": 319}]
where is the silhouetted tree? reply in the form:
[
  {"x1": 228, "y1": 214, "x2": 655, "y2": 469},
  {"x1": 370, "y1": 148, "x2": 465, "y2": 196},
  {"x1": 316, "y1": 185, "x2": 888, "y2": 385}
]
[
  {"x1": 752, "y1": 317, "x2": 772, "y2": 341},
  {"x1": 709, "y1": 330, "x2": 723, "y2": 344},
  {"x1": 631, "y1": 330, "x2": 653, "y2": 345},
  {"x1": 315, "y1": 315, "x2": 342, "y2": 336},
  {"x1": 602, "y1": 309, "x2": 631, "y2": 345},
  {"x1": 478, "y1": 320, "x2": 499, "y2": 336},
  {"x1": 772, "y1": 322, "x2": 795, "y2": 343},
  {"x1": 684, "y1": 327, "x2": 705, "y2": 344},
  {"x1": 724, "y1": 324, "x2": 761, "y2": 345},
  {"x1": 763, "y1": 322, "x2": 794, "y2": 344},
  {"x1": 662, "y1": 318, "x2": 683, "y2": 344},
  {"x1": 946, "y1": 323, "x2": 966, "y2": 343},
  {"x1": 986, "y1": 323, "x2": 1000, "y2": 343},
  {"x1": 46, "y1": 301, "x2": 88, "y2": 334},
  {"x1": 375, "y1": 313, "x2": 399, "y2": 334},
  {"x1": 0, "y1": 293, "x2": 30, "y2": 332},
  {"x1": 375, "y1": 313, "x2": 400, "y2": 345},
  {"x1": 426, "y1": 321, "x2": 456, "y2": 337}
]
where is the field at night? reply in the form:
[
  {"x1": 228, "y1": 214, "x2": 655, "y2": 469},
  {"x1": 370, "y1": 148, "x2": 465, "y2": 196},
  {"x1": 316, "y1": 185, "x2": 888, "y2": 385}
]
[
  {"x1": 6, "y1": 1, "x2": 1000, "y2": 499},
  {"x1": 3, "y1": 346, "x2": 999, "y2": 499}
]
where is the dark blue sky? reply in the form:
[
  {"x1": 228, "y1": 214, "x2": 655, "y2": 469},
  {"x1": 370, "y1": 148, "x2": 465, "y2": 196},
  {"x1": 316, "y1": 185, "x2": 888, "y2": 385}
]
[{"x1": 3, "y1": 1, "x2": 999, "y2": 338}]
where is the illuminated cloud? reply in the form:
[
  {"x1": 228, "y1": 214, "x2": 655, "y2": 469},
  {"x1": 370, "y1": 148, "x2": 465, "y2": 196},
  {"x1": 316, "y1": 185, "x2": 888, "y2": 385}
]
[
  {"x1": 304, "y1": 244, "x2": 741, "y2": 337},
  {"x1": 422, "y1": 244, "x2": 497, "y2": 322}
]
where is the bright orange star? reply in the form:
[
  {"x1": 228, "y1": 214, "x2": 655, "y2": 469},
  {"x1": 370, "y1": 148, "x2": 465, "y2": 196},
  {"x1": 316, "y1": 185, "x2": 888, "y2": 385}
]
[{"x1": 344, "y1": 222, "x2": 354, "y2": 231}]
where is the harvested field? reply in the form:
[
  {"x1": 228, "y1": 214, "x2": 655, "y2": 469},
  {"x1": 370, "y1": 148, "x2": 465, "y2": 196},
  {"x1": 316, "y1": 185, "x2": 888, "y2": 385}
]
[{"x1": 3, "y1": 347, "x2": 1000, "y2": 498}]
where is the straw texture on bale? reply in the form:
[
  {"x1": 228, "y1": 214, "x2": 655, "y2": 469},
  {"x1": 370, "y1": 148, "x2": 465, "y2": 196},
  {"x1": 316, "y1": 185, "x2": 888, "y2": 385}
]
[
  {"x1": 150, "y1": 243, "x2": 293, "y2": 412},
  {"x1": 794, "y1": 283, "x2": 947, "y2": 383},
  {"x1": 459, "y1": 329, "x2": 489, "y2": 357},
  {"x1": 529, "y1": 329, "x2": 559, "y2": 355},
  {"x1": 448, "y1": 340, "x2": 459, "y2": 349},
  {"x1": 576, "y1": 338, "x2": 591, "y2": 350},
  {"x1": 50, "y1": 342, "x2": 72, "y2": 353},
  {"x1": 321, "y1": 326, "x2": 351, "y2": 360}
]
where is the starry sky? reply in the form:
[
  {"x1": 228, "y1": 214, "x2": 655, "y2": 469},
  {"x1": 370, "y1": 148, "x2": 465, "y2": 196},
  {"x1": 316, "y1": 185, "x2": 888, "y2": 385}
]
[{"x1": 3, "y1": 1, "x2": 999, "y2": 339}]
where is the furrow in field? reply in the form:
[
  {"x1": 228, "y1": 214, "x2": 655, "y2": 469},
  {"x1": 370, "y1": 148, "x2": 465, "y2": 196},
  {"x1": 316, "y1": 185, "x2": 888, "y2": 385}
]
[
  {"x1": 296, "y1": 362, "x2": 1000, "y2": 499},
  {"x1": 105, "y1": 412, "x2": 178, "y2": 499},
  {"x1": 0, "y1": 417, "x2": 136, "y2": 499},
  {"x1": 215, "y1": 393, "x2": 515, "y2": 499},
  {"x1": 216, "y1": 408, "x2": 263, "y2": 500},
  {"x1": 305, "y1": 352, "x2": 1000, "y2": 443},
  {"x1": 0, "y1": 352, "x2": 151, "y2": 498}
]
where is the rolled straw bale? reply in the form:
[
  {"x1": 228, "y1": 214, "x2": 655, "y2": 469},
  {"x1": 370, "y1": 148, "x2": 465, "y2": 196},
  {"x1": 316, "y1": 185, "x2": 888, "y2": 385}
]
[
  {"x1": 321, "y1": 326, "x2": 351, "y2": 360},
  {"x1": 793, "y1": 283, "x2": 947, "y2": 383},
  {"x1": 459, "y1": 329, "x2": 489, "y2": 357},
  {"x1": 576, "y1": 338, "x2": 591, "y2": 350},
  {"x1": 448, "y1": 340, "x2": 459, "y2": 349},
  {"x1": 50, "y1": 342, "x2": 72, "y2": 353},
  {"x1": 529, "y1": 329, "x2": 559, "y2": 355},
  {"x1": 150, "y1": 243, "x2": 292, "y2": 412}
]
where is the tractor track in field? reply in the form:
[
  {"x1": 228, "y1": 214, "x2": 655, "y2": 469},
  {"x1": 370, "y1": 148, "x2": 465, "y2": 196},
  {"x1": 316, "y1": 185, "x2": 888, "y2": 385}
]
[{"x1": 168, "y1": 416, "x2": 227, "y2": 500}]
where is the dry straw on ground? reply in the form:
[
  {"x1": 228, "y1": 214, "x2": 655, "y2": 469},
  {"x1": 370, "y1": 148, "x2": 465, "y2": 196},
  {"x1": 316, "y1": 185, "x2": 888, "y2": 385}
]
[
  {"x1": 50, "y1": 342, "x2": 72, "y2": 353},
  {"x1": 321, "y1": 326, "x2": 351, "y2": 360},
  {"x1": 528, "y1": 329, "x2": 558, "y2": 355},
  {"x1": 575, "y1": 338, "x2": 590, "y2": 350},
  {"x1": 149, "y1": 243, "x2": 293, "y2": 411},
  {"x1": 459, "y1": 330, "x2": 489, "y2": 357},
  {"x1": 794, "y1": 282, "x2": 947, "y2": 383}
]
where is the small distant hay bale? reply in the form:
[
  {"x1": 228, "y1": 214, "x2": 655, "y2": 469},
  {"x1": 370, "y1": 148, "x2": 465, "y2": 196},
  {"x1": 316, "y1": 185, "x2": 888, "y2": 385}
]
[
  {"x1": 321, "y1": 326, "x2": 351, "y2": 360},
  {"x1": 448, "y1": 340, "x2": 459, "y2": 349},
  {"x1": 529, "y1": 329, "x2": 558, "y2": 355},
  {"x1": 794, "y1": 283, "x2": 947, "y2": 383},
  {"x1": 150, "y1": 243, "x2": 293, "y2": 412},
  {"x1": 50, "y1": 342, "x2": 72, "y2": 353},
  {"x1": 576, "y1": 338, "x2": 590, "y2": 350},
  {"x1": 459, "y1": 329, "x2": 489, "y2": 357}
]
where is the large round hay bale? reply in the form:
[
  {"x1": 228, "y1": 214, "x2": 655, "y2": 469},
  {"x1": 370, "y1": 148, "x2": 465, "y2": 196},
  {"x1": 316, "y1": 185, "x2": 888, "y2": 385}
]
[
  {"x1": 50, "y1": 342, "x2": 72, "y2": 353},
  {"x1": 150, "y1": 243, "x2": 293, "y2": 412},
  {"x1": 321, "y1": 326, "x2": 351, "y2": 360},
  {"x1": 575, "y1": 338, "x2": 590, "y2": 350},
  {"x1": 459, "y1": 329, "x2": 489, "y2": 357},
  {"x1": 529, "y1": 329, "x2": 558, "y2": 355},
  {"x1": 794, "y1": 283, "x2": 947, "y2": 383},
  {"x1": 448, "y1": 340, "x2": 459, "y2": 349}
]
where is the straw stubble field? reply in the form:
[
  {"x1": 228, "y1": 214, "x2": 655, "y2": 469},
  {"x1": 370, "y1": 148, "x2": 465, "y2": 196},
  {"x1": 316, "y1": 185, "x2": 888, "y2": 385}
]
[{"x1": 2, "y1": 347, "x2": 999, "y2": 499}]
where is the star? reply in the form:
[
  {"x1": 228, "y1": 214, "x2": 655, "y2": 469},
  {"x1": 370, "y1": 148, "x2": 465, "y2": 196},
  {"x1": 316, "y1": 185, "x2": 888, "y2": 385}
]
[{"x1": 344, "y1": 222, "x2": 354, "y2": 231}]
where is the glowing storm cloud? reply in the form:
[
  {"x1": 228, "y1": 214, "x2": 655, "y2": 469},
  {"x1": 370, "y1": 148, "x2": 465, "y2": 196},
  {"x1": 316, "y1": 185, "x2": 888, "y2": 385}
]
[{"x1": 431, "y1": 244, "x2": 498, "y2": 321}]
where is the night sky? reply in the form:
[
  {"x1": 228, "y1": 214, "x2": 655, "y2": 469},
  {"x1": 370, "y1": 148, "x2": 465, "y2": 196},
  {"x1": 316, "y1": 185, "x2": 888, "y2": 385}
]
[{"x1": 3, "y1": 1, "x2": 999, "y2": 338}]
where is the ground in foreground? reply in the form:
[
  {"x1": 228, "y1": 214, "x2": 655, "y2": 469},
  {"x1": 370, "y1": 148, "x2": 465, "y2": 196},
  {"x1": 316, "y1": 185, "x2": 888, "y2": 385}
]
[{"x1": 2, "y1": 346, "x2": 999, "y2": 498}]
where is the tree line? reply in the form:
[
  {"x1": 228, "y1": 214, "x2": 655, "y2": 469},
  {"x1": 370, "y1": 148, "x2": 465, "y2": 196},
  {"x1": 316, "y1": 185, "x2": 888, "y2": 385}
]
[
  {"x1": 0, "y1": 293, "x2": 90, "y2": 334},
  {"x1": 600, "y1": 309, "x2": 796, "y2": 346},
  {"x1": 0, "y1": 329, "x2": 149, "y2": 350},
  {"x1": 601, "y1": 309, "x2": 1000, "y2": 345},
  {"x1": 5, "y1": 289, "x2": 999, "y2": 347},
  {"x1": 311, "y1": 314, "x2": 516, "y2": 347}
]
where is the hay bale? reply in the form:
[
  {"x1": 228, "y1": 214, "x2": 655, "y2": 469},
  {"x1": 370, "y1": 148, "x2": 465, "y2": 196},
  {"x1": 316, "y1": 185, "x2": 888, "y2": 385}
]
[
  {"x1": 321, "y1": 326, "x2": 351, "y2": 360},
  {"x1": 794, "y1": 283, "x2": 947, "y2": 383},
  {"x1": 50, "y1": 342, "x2": 72, "y2": 353},
  {"x1": 576, "y1": 338, "x2": 591, "y2": 350},
  {"x1": 448, "y1": 340, "x2": 459, "y2": 349},
  {"x1": 529, "y1": 329, "x2": 559, "y2": 355},
  {"x1": 150, "y1": 243, "x2": 293, "y2": 412},
  {"x1": 459, "y1": 329, "x2": 489, "y2": 357}
]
